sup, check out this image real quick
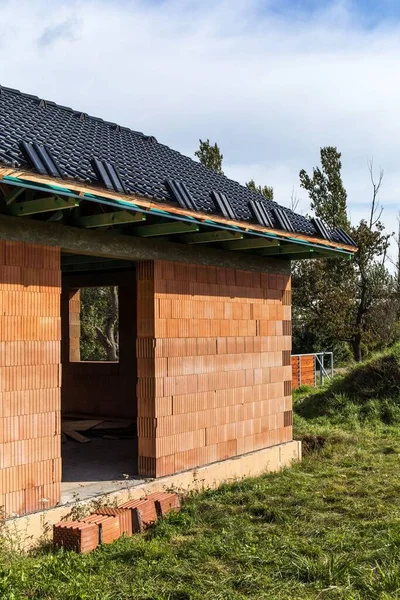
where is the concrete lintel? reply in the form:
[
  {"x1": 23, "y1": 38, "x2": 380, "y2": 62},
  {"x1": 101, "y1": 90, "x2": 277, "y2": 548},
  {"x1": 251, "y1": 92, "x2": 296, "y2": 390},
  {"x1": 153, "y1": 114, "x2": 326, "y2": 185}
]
[
  {"x1": 0, "y1": 214, "x2": 290, "y2": 275},
  {"x1": 3, "y1": 440, "x2": 301, "y2": 550}
]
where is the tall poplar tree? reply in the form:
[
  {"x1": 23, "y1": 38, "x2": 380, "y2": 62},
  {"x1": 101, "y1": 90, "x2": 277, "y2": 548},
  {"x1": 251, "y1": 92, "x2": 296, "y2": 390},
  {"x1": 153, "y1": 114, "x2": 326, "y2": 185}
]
[
  {"x1": 294, "y1": 148, "x2": 394, "y2": 362},
  {"x1": 299, "y1": 147, "x2": 349, "y2": 230},
  {"x1": 195, "y1": 139, "x2": 224, "y2": 174}
]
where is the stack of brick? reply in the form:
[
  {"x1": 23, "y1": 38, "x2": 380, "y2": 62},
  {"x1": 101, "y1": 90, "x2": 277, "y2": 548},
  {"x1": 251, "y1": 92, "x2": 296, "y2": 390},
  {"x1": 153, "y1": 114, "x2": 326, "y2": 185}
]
[
  {"x1": 147, "y1": 491, "x2": 181, "y2": 517},
  {"x1": 0, "y1": 240, "x2": 61, "y2": 517},
  {"x1": 119, "y1": 496, "x2": 159, "y2": 532},
  {"x1": 79, "y1": 513, "x2": 121, "y2": 544},
  {"x1": 53, "y1": 521, "x2": 99, "y2": 554},
  {"x1": 291, "y1": 355, "x2": 315, "y2": 388},
  {"x1": 136, "y1": 260, "x2": 293, "y2": 479},
  {"x1": 53, "y1": 491, "x2": 180, "y2": 553},
  {"x1": 94, "y1": 506, "x2": 133, "y2": 536}
]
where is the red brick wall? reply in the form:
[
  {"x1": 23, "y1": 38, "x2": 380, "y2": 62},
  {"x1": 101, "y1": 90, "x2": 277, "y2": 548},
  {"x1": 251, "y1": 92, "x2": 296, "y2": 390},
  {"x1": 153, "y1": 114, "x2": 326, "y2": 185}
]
[
  {"x1": 136, "y1": 260, "x2": 293, "y2": 478},
  {"x1": 0, "y1": 241, "x2": 61, "y2": 517}
]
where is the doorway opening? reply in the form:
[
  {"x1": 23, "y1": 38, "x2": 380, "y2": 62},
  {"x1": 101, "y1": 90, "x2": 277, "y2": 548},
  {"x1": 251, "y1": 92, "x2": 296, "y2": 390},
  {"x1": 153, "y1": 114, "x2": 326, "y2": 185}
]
[{"x1": 60, "y1": 254, "x2": 141, "y2": 503}]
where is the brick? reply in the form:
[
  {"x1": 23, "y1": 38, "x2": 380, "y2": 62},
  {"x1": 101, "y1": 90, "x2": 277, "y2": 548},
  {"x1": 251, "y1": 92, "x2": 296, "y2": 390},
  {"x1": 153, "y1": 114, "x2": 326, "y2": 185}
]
[
  {"x1": 146, "y1": 491, "x2": 180, "y2": 517},
  {"x1": 119, "y1": 497, "x2": 158, "y2": 532},
  {"x1": 53, "y1": 521, "x2": 98, "y2": 553},
  {"x1": 94, "y1": 507, "x2": 133, "y2": 537},
  {"x1": 79, "y1": 514, "x2": 121, "y2": 544},
  {"x1": 284, "y1": 410, "x2": 293, "y2": 427},
  {"x1": 155, "y1": 453, "x2": 176, "y2": 477},
  {"x1": 217, "y1": 439, "x2": 237, "y2": 461}
]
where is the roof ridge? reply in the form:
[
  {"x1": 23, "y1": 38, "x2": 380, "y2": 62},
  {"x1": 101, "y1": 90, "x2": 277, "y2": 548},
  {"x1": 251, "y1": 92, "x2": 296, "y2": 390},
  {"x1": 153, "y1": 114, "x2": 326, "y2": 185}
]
[{"x1": 0, "y1": 84, "x2": 147, "y2": 139}]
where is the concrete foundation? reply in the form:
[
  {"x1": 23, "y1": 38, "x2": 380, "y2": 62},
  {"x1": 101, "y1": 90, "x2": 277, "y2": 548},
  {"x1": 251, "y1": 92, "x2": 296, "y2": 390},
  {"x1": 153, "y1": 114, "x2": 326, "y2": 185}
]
[
  {"x1": 2, "y1": 440, "x2": 301, "y2": 550},
  {"x1": 61, "y1": 439, "x2": 140, "y2": 504}
]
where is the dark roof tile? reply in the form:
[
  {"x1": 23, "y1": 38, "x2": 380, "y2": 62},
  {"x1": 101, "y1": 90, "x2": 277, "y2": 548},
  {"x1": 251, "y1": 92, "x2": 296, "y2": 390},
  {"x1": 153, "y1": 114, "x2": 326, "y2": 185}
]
[{"x1": 0, "y1": 86, "x2": 344, "y2": 242}]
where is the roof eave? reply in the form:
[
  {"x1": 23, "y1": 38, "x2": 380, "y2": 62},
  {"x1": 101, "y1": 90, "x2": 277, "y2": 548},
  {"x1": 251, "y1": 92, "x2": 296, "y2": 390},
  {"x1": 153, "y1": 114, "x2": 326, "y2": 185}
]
[{"x1": 0, "y1": 166, "x2": 357, "y2": 259}]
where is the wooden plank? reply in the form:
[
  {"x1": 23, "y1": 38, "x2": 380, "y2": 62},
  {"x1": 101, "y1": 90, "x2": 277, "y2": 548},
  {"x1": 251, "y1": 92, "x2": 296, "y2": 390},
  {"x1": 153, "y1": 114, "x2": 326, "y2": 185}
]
[
  {"x1": 62, "y1": 419, "x2": 104, "y2": 431},
  {"x1": 92, "y1": 420, "x2": 133, "y2": 430},
  {"x1": 63, "y1": 430, "x2": 90, "y2": 443}
]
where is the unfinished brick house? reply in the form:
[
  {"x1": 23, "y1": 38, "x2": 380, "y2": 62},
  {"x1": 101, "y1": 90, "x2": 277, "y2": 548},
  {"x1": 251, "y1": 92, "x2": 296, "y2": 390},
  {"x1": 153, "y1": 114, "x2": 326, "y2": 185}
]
[{"x1": 0, "y1": 86, "x2": 356, "y2": 519}]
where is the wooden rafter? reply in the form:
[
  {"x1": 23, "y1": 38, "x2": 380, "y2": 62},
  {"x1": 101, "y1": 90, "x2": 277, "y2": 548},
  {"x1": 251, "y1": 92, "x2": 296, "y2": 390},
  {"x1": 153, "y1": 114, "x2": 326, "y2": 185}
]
[
  {"x1": 131, "y1": 221, "x2": 200, "y2": 237},
  {"x1": 221, "y1": 238, "x2": 280, "y2": 251},
  {"x1": 261, "y1": 244, "x2": 314, "y2": 256},
  {"x1": 0, "y1": 184, "x2": 25, "y2": 205},
  {"x1": 7, "y1": 195, "x2": 77, "y2": 216},
  {"x1": 259, "y1": 244, "x2": 344, "y2": 258},
  {"x1": 179, "y1": 230, "x2": 244, "y2": 244},
  {"x1": 76, "y1": 210, "x2": 146, "y2": 228}
]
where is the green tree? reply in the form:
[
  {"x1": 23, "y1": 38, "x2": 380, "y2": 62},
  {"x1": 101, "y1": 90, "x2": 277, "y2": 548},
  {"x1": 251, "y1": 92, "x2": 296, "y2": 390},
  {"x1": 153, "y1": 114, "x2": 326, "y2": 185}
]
[
  {"x1": 195, "y1": 139, "x2": 224, "y2": 174},
  {"x1": 293, "y1": 146, "x2": 352, "y2": 359},
  {"x1": 245, "y1": 179, "x2": 274, "y2": 200},
  {"x1": 299, "y1": 147, "x2": 349, "y2": 230},
  {"x1": 293, "y1": 149, "x2": 394, "y2": 362},
  {"x1": 80, "y1": 286, "x2": 119, "y2": 361},
  {"x1": 348, "y1": 180, "x2": 392, "y2": 361}
]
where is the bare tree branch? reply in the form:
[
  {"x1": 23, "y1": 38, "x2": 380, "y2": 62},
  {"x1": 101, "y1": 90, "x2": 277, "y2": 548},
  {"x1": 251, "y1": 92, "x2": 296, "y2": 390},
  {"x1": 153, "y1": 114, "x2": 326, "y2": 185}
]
[
  {"x1": 290, "y1": 187, "x2": 300, "y2": 212},
  {"x1": 368, "y1": 158, "x2": 384, "y2": 229}
]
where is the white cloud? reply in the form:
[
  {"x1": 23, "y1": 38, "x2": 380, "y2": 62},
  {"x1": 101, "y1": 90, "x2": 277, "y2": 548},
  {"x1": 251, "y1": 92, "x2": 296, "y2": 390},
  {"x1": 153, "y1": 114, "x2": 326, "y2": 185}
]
[
  {"x1": 0, "y1": 0, "x2": 399, "y2": 260},
  {"x1": 37, "y1": 17, "x2": 80, "y2": 47}
]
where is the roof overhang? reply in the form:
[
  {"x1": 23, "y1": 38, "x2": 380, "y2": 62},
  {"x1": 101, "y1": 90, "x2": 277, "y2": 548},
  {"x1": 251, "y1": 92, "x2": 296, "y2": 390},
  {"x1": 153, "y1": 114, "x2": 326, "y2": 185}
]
[{"x1": 0, "y1": 166, "x2": 357, "y2": 261}]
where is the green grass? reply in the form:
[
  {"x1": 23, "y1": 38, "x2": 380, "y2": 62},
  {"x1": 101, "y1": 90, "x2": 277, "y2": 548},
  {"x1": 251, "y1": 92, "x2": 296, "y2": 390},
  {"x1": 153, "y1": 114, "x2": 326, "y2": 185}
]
[
  {"x1": 3, "y1": 350, "x2": 400, "y2": 599},
  {"x1": 296, "y1": 343, "x2": 400, "y2": 427}
]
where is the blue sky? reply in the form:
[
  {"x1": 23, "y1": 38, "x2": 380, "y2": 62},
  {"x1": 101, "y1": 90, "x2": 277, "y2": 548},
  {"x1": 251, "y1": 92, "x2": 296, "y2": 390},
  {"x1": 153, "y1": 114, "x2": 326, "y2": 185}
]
[
  {"x1": 264, "y1": 0, "x2": 400, "y2": 22},
  {"x1": 0, "y1": 0, "x2": 399, "y2": 263}
]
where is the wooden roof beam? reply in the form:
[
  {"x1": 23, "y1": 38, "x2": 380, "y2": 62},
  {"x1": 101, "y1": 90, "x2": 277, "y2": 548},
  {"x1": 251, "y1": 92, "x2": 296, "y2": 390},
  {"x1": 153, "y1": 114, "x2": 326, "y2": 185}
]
[
  {"x1": 0, "y1": 184, "x2": 26, "y2": 205},
  {"x1": 221, "y1": 237, "x2": 280, "y2": 251},
  {"x1": 7, "y1": 195, "x2": 77, "y2": 216},
  {"x1": 75, "y1": 210, "x2": 146, "y2": 228},
  {"x1": 131, "y1": 221, "x2": 199, "y2": 237},
  {"x1": 179, "y1": 230, "x2": 244, "y2": 244}
]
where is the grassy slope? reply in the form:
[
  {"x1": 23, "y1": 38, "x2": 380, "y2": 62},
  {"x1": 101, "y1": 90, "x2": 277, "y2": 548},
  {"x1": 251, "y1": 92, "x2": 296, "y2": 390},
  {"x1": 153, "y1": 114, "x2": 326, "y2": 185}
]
[
  {"x1": 296, "y1": 343, "x2": 400, "y2": 426},
  {"x1": 3, "y1": 350, "x2": 400, "y2": 599}
]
